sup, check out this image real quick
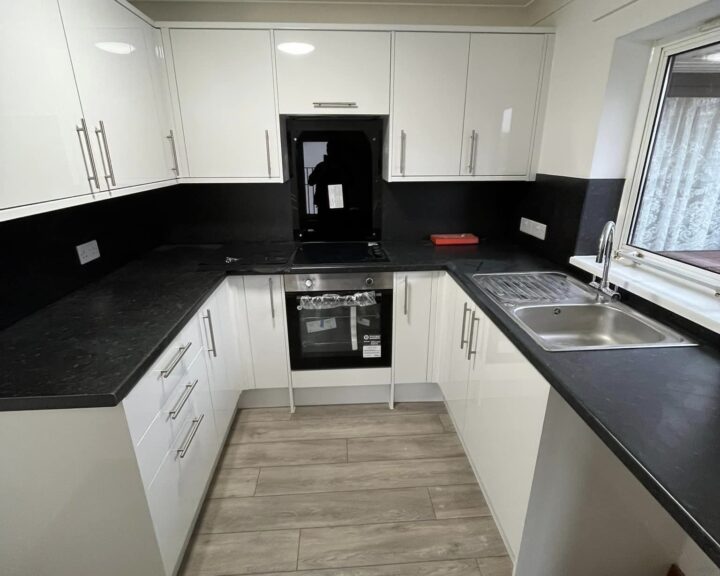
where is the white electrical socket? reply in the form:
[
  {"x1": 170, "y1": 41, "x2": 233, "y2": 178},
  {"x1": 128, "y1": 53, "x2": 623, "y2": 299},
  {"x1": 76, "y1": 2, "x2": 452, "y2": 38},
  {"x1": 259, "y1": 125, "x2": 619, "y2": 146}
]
[
  {"x1": 520, "y1": 217, "x2": 547, "y2": 241},
  {"x1": 76, "y1": 239, "x2": 100, "y2": 265}
]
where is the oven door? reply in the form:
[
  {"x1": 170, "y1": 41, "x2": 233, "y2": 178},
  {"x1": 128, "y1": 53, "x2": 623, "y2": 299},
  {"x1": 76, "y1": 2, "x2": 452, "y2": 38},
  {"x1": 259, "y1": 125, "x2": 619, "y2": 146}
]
[{"x1": 286, "y1": 289, "x2": 392, "y2": 370}]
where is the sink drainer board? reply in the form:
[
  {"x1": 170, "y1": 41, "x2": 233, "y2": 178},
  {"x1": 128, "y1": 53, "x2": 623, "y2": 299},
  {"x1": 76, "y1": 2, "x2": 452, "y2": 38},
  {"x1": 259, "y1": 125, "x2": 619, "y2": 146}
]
[{"x1": 476, "y1": 272, "x2": 589, "y2": 305}]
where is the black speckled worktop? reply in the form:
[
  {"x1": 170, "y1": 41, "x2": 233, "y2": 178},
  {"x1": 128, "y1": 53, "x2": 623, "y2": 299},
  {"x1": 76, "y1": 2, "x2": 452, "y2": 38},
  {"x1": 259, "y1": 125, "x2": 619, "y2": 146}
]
[{"x1": 2, "y1": 240, "x2": 720, "y2": 566}]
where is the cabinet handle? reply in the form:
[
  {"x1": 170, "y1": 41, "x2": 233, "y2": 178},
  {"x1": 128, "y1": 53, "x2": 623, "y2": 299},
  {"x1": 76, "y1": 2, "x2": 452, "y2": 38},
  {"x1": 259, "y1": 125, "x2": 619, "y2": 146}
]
[
  {"x1": 403, "y1": 275, "x2": 409, "y2": 316},
  {"x1": 312, "y1": 102, "x2": 358, "y2": 108},
  {"x1": 176, "y1": 414, "x2": 204, "y2": 458},
  {"x1": 168, "y1": 379, "x2": 198, "y2": 420},
  {"x1": 161, "y1": 342, "x2": 192, "y2": 378},
  {"x1": 400, "y1": 130, "x2": 407, "y2": 175},
  {"x1": 268, "y1": 277, "x2": 275, "y2": 320},
  {"x1": 460, "y1": 302, "x2": 470, "y2": 349},
  {"x1": 467, "y1": 311, "x2": 480, "y2": 361},
  {"x1": 265, "y1": 129, "x2": 272, "y2": 177},
  {"x1": 203, "y1": 309, "x2": 217, "y2": 357},
  {"x1": 167, "y1": 130, "x2": 179, "y2": 175},
  {"x1": 75, "y1": 119, "x2": 100, "y2": 191},
  {"x1": 468, "y1": 130, "x2": 478, "y2": 175},
  {"x1": 95, "y1": 121, "x2": 116, "y2": 187}
]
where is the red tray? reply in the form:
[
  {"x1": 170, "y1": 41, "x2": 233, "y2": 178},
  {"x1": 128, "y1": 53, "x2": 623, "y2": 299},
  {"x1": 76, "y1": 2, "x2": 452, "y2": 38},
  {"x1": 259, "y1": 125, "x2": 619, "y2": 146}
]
[{"x1": 430, "y1": 233, "x2": 479, "y2": 246}]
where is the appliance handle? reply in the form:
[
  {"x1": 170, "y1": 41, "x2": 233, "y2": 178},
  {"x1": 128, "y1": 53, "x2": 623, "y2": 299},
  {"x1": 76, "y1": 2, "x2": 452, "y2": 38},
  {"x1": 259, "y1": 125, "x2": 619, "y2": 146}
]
[
  {"x1": 312, "y1": 102, "x2": 358, "y2": 108},
  {"x1": 269, "y1": 277, "x2": 275, "y2": 320},
  {"x1": 403, "y1": 275, "x2": 409, "y2": 316}
]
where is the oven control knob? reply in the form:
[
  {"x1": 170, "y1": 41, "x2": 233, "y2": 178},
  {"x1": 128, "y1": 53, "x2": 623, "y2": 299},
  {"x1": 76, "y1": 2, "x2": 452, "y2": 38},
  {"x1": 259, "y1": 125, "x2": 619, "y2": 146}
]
[
  {"x1": 365, "y1": 277, "x2": 374, "y2": 287},
  {"x1": 305, "y1": 279, "x2": 314, "y2": 288}
]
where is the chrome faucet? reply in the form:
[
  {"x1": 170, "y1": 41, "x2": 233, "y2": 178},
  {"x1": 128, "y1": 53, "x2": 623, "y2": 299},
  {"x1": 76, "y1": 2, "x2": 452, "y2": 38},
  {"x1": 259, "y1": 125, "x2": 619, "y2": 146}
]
[{"x1": 590, "y1": 221, "x2": 619, "y2": 299}]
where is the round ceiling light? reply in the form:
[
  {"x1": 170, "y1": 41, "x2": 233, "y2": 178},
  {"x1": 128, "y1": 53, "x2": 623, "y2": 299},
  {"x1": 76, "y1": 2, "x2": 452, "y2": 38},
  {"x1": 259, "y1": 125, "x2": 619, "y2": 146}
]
[{"x1": 277, "y1": 42, "x2": 315, "y2": 55}]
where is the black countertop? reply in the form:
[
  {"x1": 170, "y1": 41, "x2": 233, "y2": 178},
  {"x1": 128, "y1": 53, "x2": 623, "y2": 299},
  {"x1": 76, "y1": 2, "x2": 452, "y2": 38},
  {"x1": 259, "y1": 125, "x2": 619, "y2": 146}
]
[{"x1": 2, "y1": 240, "x2": 720, "y2": 566}]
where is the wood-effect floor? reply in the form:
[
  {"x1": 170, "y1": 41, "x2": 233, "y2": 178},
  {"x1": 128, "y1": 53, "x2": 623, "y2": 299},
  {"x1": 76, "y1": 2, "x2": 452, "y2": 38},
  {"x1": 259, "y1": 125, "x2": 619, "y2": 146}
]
[{"x1": 180, "y1": 402, "x2": 512, "y2": 576}]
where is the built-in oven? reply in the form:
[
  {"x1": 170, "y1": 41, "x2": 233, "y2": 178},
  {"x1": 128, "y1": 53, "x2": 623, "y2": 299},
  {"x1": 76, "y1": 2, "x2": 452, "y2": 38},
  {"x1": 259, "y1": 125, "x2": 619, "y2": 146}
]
[{"x1": 285, "y1": 273, "x2": 393, "y2": 371}]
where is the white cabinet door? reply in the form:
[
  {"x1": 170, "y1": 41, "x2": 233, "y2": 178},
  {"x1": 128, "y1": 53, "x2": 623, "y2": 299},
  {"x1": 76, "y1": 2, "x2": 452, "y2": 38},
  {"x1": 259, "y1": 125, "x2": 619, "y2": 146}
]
[
  {"x1": 461, "y1": 34, "x2": 545, "y2": 177},
  {"x1": 170, "y1": 29, "x2": 281, "y2": 179},
  {"x1": 0, "y1": 0, "x2": 94, "y2": 211},
  {"x1": 463, "y1": 315, "x2": 550, "y2": 558},
  {"x1": 393, "y1": 272, "x2": 434, "y2": 384},
  {"x1": 444, "y1": 283, "x2": 474, "y2": 430},
  {"x1": 243, "y1": 275, "x2": 291, "y2": 389},
  {"x1": 275, "y1": 30, "x2": 391, "y2": 115},
  {"x1": 392, "y1": 33, "x2": 469, "y2": 177}
]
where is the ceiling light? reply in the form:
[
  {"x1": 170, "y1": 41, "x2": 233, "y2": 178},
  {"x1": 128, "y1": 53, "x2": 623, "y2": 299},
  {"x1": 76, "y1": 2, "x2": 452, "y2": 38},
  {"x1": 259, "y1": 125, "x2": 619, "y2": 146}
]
[
  {"x1": 277, "y1": 42, "x2": 315, "y2": 55},
  {"x1": 702, "y1": 52, "x2": 720, "y2": 63},
  {"x1": 95, "y1": 42, "x2": 136, "y2": 55}
]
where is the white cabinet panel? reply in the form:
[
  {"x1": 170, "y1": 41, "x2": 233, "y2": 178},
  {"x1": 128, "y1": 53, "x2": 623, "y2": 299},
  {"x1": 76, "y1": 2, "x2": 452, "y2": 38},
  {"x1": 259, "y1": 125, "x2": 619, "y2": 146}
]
[
  {"x1": 170, "y1": 29, "x2": 281, "y2": 179},
  {"x1": 392, "y1": 33, "x2": 469, "y2": 177},
  {"x1": 0, "y1": 0, "x2": 91, "y2": 210},
  {"x1": 58, "y1": 0, "x2": 174, "y2": 190},
  {"x1": 444, "y1": 283, "x2": 474, "y2": 430},
  {"x1": 461, "y1": 34, "x2": 545, "y2": 177},
  {"x1": 393, "y1": 272, "x2": 434, "y2": 384},
  {"x1": 244, "y1": 275, "x2": 291, "y2": 389},
  {"x1": 275, "y1": 30, "x2": 391, "y2": 115},
  {"x1": 463, "y1": 315, "x2": 550, "y2": 558}
]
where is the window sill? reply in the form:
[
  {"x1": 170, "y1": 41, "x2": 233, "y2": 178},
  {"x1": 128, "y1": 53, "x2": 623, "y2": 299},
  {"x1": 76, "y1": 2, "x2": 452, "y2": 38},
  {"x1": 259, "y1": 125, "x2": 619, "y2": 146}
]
[{"x1": 570, "y1": 255, "x2": 720, "y2": 334}]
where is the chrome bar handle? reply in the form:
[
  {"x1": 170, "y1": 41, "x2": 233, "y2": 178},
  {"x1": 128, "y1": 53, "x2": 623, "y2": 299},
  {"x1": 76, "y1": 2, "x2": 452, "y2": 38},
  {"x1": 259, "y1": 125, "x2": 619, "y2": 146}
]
[
  {"x1": 167, "y1": 130, "x2": 179, "y2": 175},
  {"x1": 96, "y1": 121, "x2": 116, "y2": 187},
  {"x1": 467, "y1": 311, "x2": 480, "y2": 361},
  {"x1": 400, "y1": 130, "x2": 407, "y2": 175},
  {"x1": 76, "y1": 119, "x2": 100, "y2": 190},
  {"x1": 265, "y1": 129, "x2": 272, "y2": 177},
  {"x1": 94, "y1": 124, "x2": 111, "y2": 187},
  {"x1": 203, "y1": 309, "x2": 217, "y2": 357},
  {"x1": 169, "y1": 379, "x2": 198, "y2": 420},
  {"x1": 460, "y1": 302, "x2": 470, "y2": 349},
  {"x1": 161, "y1": 342, "x2": 192, "y2": 379},
  {"x1": 312, "y1": 102, "x2": 358, "y2": 108},
  {"x1": 176, "y1": 414, "x2": 204, "y2": 458},
  {"x1": 468, "y1": 130, "x2": 478, "y2": 175},
  {"x1": 403, "y1": 275, "x2": 409, "y2": 316},
  {"x1": 269, "y1": 277, "x2": 275, "y2": 320}
]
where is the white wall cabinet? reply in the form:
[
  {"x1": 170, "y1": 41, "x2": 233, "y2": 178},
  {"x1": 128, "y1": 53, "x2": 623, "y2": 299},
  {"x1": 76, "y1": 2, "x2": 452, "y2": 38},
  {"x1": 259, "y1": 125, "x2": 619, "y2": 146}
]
[
  {"x1": 0, "y1": 0, "x2": 93, "y2": 214},
  {"x1": 243, "y1": 275, "x2": 292, "y2": 391},
  {"x1": 169, "y1": 29, "x2": 283, "y2": 181},
  {"x1": 58, "y1": 0, "x2": 175, "y2": 192},
  {"x1": 275, "y1": 30, "x2": 391, "y2": 115},
  {"x1": 461, "y1": 34, "x2": 546, "y2": 177},
  {"x1": 392, "y1": 272, "x2": 434, "y2": 384}
]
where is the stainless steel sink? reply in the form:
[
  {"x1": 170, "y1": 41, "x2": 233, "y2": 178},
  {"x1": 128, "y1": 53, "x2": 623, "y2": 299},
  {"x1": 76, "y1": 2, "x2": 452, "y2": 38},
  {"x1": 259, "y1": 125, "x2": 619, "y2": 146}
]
[{"x1": 472, "y1": 272, "x2": 695, "y2": 352}]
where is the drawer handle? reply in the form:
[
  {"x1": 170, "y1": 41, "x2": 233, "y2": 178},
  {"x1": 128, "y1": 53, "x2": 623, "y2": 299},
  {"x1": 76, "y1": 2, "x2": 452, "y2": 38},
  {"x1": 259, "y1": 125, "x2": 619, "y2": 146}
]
[
  {"x1": 161, "y1": 342, "x2": 192, "y2": 379},
  {"x1": 312, "y1": 102, "x2": 358, "y2": 108},
  {"x1": 203, "y1": 309, "x2": 217, "y2": 358},
  {"x1": 177, "y1": 414, "x2": 204, "y2": 459},
  {"x1": 168, "y1": 379, "x2": 198, "y2": 420},
  {"x1": 467, "y1": 311, "x2": 480, "y2": 361},
  {"x1": 460, "y1": 303, "x2": 470, "y2": 350}
]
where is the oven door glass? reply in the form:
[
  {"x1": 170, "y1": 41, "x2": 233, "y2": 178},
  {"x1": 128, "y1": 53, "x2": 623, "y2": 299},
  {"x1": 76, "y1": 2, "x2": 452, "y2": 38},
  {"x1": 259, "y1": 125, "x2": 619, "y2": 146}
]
[{"x1": 286, "y1": 289, "x2": 392, "y2": 370}]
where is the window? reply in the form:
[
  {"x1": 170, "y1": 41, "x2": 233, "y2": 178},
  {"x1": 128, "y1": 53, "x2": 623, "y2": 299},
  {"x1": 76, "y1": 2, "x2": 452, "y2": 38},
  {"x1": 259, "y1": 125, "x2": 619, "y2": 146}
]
[{"x1": 620, "y1": 32, "x2": 720, "y2": 281}]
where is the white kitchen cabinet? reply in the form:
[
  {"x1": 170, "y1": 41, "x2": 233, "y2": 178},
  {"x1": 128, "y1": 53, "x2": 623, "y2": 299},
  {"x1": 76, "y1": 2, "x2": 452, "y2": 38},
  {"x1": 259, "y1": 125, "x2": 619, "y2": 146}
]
[
  {"x1": 392, "y1": 272, "x2": 434, "y2": 384},
  {"x1": 58, "y1": 0, "x2": 175, "y2": 191},
  {"x1": 461, "y1": 34, "x2": 546, "y2": 177},
  {"x1": 392, "y1": 32, "x2": 470, "y2": 177},
  {"x1": 463, "y1": 312, "x2": 550, "y2": 558},
  {"x1": 243, "y1": 275, "x2": 292, "y2": 391},
  {"x1": 274, "y1": 30, "x2": 391, "y2": 115},
  {"x1": 0, "y1": 0, "x2": 94, "y2": 213},
  {"x1": 169, "y1": 29, "x2": 282, "y2": 180}
]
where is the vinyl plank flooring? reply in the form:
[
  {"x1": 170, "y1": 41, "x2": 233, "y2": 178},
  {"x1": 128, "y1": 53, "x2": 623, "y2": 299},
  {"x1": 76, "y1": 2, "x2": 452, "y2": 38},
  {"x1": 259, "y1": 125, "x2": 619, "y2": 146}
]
[
  {"x1": 439, "y1": 414, "x2": 455, "y2": 432},
  {"x1": 199, "y1": 488, "x2": 434, "y2": 533},
  {"x1": 231, "y1": 414, "x2": 446, "y2": 444},
  {"x1": 236, "y1": 407, "x2": 292, "y2": 422},
  {"x1": 221, "y1": 439, "x2": 347, "y2": 468},
  {"x1": 208, "y1": 468, "x2": 259, "y2": 499},
  {"x1": 240, "y1": 559, "x2": 482, "y2": 576},
  {"x1": 292, "y1": 402, "x2": 447, "y2": 419},
  {"x1": 429, "y1": 485, "x2": 490, "y2": 519},
  {"x1": 348, "y1": 433, "x2": 464, "y2": 462},
  {"x1": 255, "y1": 457, "x2": 476, "y2": 496},
  {"x1": 297, "y1": 517, "x2": 506, "y2": 570},
  {"x1": 181, "y1": 530, "x2": 299, "y2": 575},
  {"x1": 476, "y1": 556, "x2": 513, "y2": 576}
]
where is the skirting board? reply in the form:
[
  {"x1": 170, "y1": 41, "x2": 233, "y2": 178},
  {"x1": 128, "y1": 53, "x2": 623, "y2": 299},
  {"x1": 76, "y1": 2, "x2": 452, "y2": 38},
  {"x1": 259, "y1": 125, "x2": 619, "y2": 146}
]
[{"x1": 238, "y1": 382, "x2": 443, "y2": 408}]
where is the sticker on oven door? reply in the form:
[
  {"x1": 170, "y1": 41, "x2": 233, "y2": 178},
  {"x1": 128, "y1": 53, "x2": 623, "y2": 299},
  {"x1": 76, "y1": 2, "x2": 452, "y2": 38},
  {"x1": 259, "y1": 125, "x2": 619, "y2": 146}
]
[
  {"x1": 362, "y1": 334, "x2": 382, "y2": 358},
  {"x1": 328, "y1": 184, "x2": 344, "y2": 209},
  {"x1": 306, "y1": 317, "x2": 337, "y2": 333},
  {"x1": 357, "y1": 317, "x2": 371, "y2": 327}
]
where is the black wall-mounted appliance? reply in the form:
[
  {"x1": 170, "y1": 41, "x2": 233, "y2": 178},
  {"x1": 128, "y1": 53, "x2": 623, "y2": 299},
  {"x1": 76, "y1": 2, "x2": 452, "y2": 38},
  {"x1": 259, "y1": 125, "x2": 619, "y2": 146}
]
[{"x1": 286, "y1": 116, "x2": 384, "y2": 242}]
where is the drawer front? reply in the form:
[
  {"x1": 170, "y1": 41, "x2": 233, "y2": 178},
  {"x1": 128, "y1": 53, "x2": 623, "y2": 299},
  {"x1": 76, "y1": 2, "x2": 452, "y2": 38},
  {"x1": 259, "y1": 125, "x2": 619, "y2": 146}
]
[
  {"x1": 146, "y1": 403, "x2": 218, "y2": 575},
  {"x1": 124, "y1": 316, "x2": 203, "y2": 445},
  {"x1": 135, "y1": 353, "x2": 216, "y2": 488}
]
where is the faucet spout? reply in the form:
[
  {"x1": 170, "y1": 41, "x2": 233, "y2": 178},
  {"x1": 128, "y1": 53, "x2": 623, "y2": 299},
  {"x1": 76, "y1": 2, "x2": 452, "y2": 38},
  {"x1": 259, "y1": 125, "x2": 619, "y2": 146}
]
[{"x1": 590, "y1": 221, "x2": 619, "y2": 299}]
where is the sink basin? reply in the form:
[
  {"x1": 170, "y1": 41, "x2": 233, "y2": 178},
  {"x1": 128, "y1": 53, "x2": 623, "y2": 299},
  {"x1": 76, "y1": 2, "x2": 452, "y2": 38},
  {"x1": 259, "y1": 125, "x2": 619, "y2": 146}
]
[{"x1": 472, "y1": 272, "x2": 695, "y2": 352}]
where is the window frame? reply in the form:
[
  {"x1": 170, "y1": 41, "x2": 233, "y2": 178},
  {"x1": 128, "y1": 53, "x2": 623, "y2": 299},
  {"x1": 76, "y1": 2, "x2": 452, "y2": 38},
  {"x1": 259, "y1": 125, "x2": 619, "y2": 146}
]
[{"x1": 616, "y1": 27, "x2": 720, "y2": 289}]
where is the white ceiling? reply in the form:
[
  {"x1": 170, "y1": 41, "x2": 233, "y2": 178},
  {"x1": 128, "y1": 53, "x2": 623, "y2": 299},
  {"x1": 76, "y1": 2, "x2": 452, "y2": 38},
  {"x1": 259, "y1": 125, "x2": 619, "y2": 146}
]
[{"x1": 141, "y1": 0, "x2": 537, "y2": 6}]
